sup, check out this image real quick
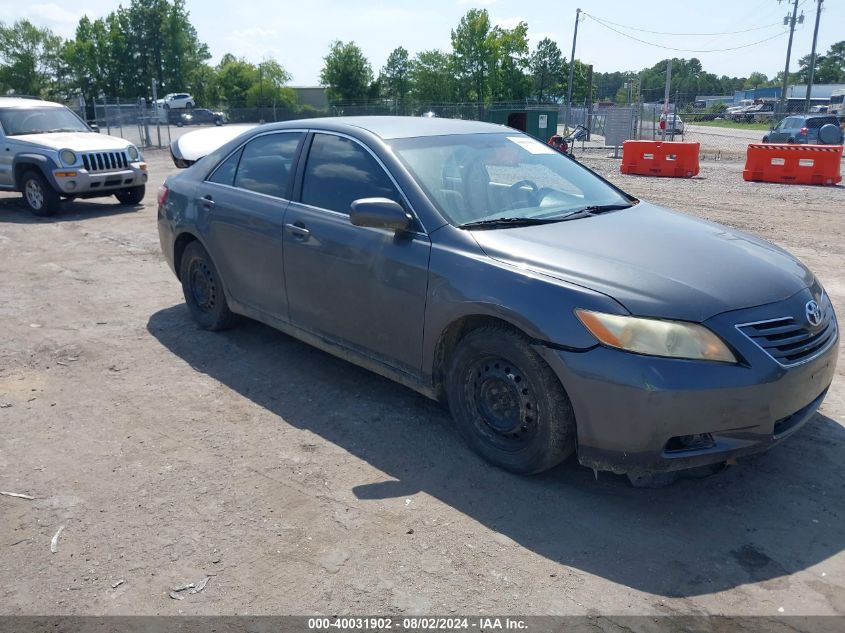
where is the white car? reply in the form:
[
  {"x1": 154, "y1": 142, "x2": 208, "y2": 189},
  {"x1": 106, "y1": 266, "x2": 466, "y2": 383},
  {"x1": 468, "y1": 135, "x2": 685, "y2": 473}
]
[
  {"x1": 159, "y1": 93, "x2": 195, "y2": 110},
  {"x1": 659, "y1": 113, "x2": 685, "y2": 134}
]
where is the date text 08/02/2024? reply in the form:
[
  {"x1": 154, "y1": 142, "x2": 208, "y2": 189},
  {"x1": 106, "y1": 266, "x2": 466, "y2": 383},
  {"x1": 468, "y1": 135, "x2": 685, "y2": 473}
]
[{"x1": 308, "y1": 617, "x2": 528, "y2": 630}]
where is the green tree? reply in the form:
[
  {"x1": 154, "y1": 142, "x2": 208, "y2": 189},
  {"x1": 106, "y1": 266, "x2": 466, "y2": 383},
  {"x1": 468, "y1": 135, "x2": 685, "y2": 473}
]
[
  {"x1": 216, "y1": 54, "x2": 257, "y2": 105},
  {"x1": 382, "y1": 46, "x2": 411, "y2": 112},
  {"x1": 451, "y1": 9, "x2": 495, "y2": 107},
  {"x1": 410, "y1": 49, "x2": 455, "y2": 104},
  {"x1": 0, "y1": 20, "x2": 65, "y2": 98},
  {"x1": 744, "y1": 71, "x2": 769, "y2": 89},
  {"x1": 489, "y1": 21, "x2": 531, "y2": 102},
  {"x1": 246, "y1": 59, "x2": 294, "y2": 107},
  {"x1": 320, "y1": 40, "x2": 373, "y2": 104},
  {"x1": 531, "y1": 38, "x2": 564, "y2": 102},
  {"x1": 816, "y1": 41, "x2": 845, "y2": 83}
]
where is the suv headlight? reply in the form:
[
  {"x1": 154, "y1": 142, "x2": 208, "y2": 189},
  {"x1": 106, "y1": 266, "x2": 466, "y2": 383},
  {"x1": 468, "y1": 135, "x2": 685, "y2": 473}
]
[
  {"x1": 60, "y1": 149, "x2": 77, "y2": 166},
  {"x1": 575, "y1": 309, "x2": 737, "y2": 363},
  {"x1": 127, "y1": 145, "x2": 140, "y2": 161}
]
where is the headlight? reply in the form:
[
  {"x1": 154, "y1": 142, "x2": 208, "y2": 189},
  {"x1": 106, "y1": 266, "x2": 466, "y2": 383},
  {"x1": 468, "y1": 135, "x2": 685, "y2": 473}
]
[
  {"x1": 59, "y1": 149, "x2": 77, "y2": 166},
  {"x1": 127, "y1": 145, "x2": 140, "y2": 161},
  {"x1": 575, "y1": 309, "x2": 737, "y2": 363}
]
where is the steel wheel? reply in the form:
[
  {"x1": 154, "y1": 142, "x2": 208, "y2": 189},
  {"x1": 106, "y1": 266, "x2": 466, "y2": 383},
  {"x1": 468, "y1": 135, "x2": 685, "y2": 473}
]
[
  {"x1": 189, "y1": 258, "x2": 218, "y2": 314},
  {"x1": 466, "y1": 356, "x2": 538, "y2": 452},
  {"x1": 179, "y1": 241, "x2": 237, "y2": 331},
  {"x1": 446, "y1": 324, "x2": 575, "y2": 474}
]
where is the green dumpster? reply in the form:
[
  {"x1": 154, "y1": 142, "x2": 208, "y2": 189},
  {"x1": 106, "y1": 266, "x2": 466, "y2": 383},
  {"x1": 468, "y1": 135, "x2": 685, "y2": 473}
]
[{"x1": 487, "y1": 107, "x2": 558, "y2": 142}]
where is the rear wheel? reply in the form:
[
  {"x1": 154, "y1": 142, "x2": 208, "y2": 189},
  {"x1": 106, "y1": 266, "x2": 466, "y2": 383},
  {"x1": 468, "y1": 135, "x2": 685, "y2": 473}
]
[
  {"x1": 21, "y1": 170, "x2": 60, "y2": 217},
  {"x1": 115, "y1": 185, "x2": 145, "y2": 205},
  {"x1": 446, "y1": 325, "x2": 575, "y2": 474},
  {"x1": 179, "y1": 241, "x2": 237, "y2": 331}
]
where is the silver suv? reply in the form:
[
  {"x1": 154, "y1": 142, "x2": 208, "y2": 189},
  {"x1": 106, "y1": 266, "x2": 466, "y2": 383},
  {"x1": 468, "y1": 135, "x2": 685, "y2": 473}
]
[{"x1": 0, "y1": 96, "x2": 148, "y2": 216}]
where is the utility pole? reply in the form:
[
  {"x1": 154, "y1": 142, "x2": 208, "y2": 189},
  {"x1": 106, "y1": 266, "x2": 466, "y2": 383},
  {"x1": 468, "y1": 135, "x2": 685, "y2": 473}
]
[
  {"x1": 661, "y1": 58, "x2": 672, "y2": 141},
  {"x1": 565, "y1": 8, "x2": 581, "y2": 127},
  {"x1": 777, "y1": 0, "x2": 803, "y2": 118},
  {"x1": 585, "y1": 64, "x2": 594, "y2": 141},
  {"x1": 804, "y1": 0, "x2": 823, "y2": 113},
  {"x1": 636, "y1": 71, "x2": 644, "y2": 140}
]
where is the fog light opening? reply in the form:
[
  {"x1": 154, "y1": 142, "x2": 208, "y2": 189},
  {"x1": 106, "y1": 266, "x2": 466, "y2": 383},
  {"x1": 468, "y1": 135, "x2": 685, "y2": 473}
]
[{"x1": 665, "y1": 433, "x2": 715, "y2": 453}]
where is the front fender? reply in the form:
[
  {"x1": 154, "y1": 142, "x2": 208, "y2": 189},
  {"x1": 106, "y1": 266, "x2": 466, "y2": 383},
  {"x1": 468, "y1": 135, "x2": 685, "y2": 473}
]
[
  {"x1": 13, "y1": 154, "x2": 60, "y2": 190},
  {"x1": 421, "y1": 227, "x2": 626, "y2": 380}
]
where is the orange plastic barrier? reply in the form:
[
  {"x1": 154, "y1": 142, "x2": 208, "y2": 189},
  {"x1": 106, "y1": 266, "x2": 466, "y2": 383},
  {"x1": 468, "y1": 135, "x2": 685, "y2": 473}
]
[
  {"x1": 621, "y1": 140, "x2": 700, "y2": 178},
  {"x1": 743, "y1": 144, "x2": 843, "y2": 186}
]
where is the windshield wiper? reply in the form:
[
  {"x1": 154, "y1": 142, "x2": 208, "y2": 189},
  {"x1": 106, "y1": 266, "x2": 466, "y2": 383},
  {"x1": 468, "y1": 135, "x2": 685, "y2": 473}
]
[
  {"x1": 570, "y1": 203, "x2": 633, "y2": 215},
  {"x1": 459, "y1": 217, "x2": 566, "y2": 230}
]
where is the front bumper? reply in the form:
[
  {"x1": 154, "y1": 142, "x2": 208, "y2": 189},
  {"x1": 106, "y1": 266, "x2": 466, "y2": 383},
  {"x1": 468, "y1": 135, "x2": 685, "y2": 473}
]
[
  {"x1": 536, "y1": 294, "x2": 839, "y2": 476},
  {"x1": 52, "y1": 163, "x2": 147, "y2": 196}
]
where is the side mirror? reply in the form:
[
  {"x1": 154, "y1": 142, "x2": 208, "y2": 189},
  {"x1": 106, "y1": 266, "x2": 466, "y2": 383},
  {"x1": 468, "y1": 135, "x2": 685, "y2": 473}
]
[
  {"x1": 350, "y1": 198, "x2": 412, "y2": 232},
  {"x1": 89, "y1": 123, "x2": 100, "y2": 133}
]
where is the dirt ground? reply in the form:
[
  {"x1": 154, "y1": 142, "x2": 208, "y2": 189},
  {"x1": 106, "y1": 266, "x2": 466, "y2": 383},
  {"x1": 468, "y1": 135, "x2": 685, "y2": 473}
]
[{"x1": 1, "y1": 150, "x2": 844, "y2": 618}]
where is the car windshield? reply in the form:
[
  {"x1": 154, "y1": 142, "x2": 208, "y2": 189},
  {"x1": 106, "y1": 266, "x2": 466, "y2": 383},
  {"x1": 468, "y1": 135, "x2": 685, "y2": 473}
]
[
  {"x1": 0, "y1": 106, "x2": 90, "y2": 136},
  {"x1": 389, "y1": 133, "x2": 632, "y2": 227}
]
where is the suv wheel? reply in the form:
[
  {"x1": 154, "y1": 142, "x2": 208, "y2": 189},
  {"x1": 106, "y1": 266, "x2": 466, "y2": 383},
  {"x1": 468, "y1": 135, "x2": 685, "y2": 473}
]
[
  {"x1": 21, "y1": 170, "x2": 60, "y2": 217},
  {"x1": 446, "y1": 325, "x2": 576, "y2": 474},
  {"x1": 115, "y1": 185, "x2": 145, "y2": 205}
]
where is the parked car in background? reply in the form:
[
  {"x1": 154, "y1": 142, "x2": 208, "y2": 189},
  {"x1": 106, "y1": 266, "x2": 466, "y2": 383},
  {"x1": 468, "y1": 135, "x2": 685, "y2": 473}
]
[
  {"x1": 659, "y1": 113, "x2": 685, "y2": 134},
  {"x1": 159, "y1": 93, "x2": 195, "y2": 110},
  {"x1": 0, "y1": 96, "x2": 147, "y2": 216},
  {"x1": 178, "y1": 108, "x2": 228, "y2": 127},
  {"x1": 736, "y1": 103, "x2": 775, "y2": 123},
  {"x1": 158, "y1": 117, "x2": 838, "y2": 486},
  {"x1": 763, "y1": 115, "x2": 844, "y2": 145}
]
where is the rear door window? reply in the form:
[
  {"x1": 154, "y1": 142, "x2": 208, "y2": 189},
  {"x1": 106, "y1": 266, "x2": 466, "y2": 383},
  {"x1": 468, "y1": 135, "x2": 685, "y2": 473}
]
[{"x1": 233, "y1": 132, "x2": 304, "y2": 198}]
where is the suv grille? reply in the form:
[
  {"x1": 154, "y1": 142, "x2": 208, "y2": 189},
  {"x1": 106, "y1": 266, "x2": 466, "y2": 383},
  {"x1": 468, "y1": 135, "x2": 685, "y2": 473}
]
[
  {"x1": 82, "y1": 151, "x2": 129, "y2": 172},
  {"x1": 737, "y1": 311, "x2": 837, "y2": 366}
]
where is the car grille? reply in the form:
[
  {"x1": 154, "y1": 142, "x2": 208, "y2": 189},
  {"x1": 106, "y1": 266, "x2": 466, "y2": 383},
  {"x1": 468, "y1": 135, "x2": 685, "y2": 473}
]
[
  {"x1": 81, "y1": 151, "x2": 129, "y2": 172},
  {"x1": 737, "y1": 309, "x2": 837, "y2": 366}
]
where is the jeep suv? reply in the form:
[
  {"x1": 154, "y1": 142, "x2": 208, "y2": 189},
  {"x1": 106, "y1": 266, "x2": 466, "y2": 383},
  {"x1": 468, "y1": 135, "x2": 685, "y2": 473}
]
[{"x1": 0, "y1": 97, "x2": 148, "y2": 216}]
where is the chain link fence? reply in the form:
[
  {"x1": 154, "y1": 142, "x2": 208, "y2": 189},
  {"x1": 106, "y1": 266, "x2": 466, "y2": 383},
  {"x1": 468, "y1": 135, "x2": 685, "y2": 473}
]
[{"x1": 77, "y1": 95, "x2": 840, "y2": 161}]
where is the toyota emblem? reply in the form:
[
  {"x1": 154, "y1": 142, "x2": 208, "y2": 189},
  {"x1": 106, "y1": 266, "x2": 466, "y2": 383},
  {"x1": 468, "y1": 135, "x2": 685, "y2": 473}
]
[{"x1": 805, "y1": 300, "x2": 822, "y2": 327}]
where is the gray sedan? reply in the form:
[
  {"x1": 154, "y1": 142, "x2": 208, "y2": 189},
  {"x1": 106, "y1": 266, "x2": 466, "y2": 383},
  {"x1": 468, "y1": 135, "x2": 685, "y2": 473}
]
[{"x1": 157, "y1": 117, "x2": 838, "y2": 484}]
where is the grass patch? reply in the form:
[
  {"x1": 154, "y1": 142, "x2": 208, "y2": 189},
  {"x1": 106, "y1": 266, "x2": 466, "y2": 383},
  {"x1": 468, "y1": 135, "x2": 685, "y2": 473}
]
[{"x1": 691, "y1": 119, "x2": 772, "y2": 131}]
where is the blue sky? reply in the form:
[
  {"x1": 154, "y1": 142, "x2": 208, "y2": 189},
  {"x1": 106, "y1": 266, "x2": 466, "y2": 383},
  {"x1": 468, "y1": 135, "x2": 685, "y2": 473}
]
[{"x1": 5, "y1": 0, "x2": 844, "y2": 86}]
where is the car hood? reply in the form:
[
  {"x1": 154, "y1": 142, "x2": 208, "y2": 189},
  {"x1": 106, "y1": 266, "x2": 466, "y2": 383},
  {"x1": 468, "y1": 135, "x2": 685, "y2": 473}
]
[
  {"x1": 470, "y1": 202, "x2": 813, "y2": 321},
  {"x1": 13, "y1": 132, "x2": 133, "y2": 152}
]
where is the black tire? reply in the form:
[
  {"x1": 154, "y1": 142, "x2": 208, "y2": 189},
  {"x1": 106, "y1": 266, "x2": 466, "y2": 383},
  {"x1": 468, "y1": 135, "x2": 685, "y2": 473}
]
[
  {"x1": 762, "y1": 136, "x2": 769, "y2": 143},
  {"x1": 21, "y1": 170, "x2": 60, "y2": 217},
  {"x1": 446, "y1": 324, "x2": 575, "y2": 474},
  {"x1": 179, "y1": 241, "x2": 237, "y2": 331},
  {"x1": 115, "y1": 185, "x2": 145, "y2": 205}
]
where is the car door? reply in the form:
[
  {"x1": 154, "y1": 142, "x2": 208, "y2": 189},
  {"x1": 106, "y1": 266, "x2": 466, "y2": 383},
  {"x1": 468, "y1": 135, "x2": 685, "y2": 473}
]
[
  {"x1": 282, "y1": 132, "x2": 431, "y2": 374},
  {"x1": 199, "y1": 130, "x2": 305, "y2": 319}
]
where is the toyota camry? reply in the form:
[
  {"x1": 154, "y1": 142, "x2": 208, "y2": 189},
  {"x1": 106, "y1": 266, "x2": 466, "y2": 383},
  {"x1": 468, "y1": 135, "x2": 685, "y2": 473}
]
[{"x1": 157, "y1": 117, "x2": 838, "y2": 484}]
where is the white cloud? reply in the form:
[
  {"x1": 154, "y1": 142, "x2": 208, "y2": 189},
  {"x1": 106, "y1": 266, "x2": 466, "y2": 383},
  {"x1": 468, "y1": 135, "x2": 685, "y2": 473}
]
[
  {"x1": 493, "y1": 16, "x2": 525, "y2": 30},
  {"x1": 5, "y1": 2, "x2": 113, "y2": 38}
]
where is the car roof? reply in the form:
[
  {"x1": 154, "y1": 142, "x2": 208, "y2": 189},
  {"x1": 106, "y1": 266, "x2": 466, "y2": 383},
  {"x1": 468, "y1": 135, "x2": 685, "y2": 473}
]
[
  {"x1": 0, "y1": 97, "x2": 64, "y2": 109},
  {"x1": 264, "y1": 116, "x2": 509, "y2": 140}
]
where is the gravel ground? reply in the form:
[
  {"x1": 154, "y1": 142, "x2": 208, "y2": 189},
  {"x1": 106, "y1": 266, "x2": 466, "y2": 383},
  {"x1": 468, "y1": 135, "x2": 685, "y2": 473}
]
[{"x1": 0, "y1": 151, "x2": 844, "y2": 618}]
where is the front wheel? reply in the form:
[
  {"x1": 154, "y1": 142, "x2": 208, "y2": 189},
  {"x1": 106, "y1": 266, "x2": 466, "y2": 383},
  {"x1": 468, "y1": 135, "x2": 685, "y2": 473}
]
[
  {"x1": 179, "y1": 241, "x2": 237, "y2": 331},
  {"x1": 446, "y1": 325, "x2": 576, "y2": 474},
  {"x1": 115, "y1": 185, "x2": 145, "y2": 205},
  {"x1": 21, "y1": 170, "x2": 60, "y2": 217}
]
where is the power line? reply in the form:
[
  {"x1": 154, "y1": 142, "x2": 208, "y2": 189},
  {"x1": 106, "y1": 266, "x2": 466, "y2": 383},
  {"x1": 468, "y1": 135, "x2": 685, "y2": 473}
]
[
  {"x1": 584, "y1": 13, "x2": 790, "y2": 53},
  {"x1": 580, "y1": 15, "x2": 782, "y2": 37}
]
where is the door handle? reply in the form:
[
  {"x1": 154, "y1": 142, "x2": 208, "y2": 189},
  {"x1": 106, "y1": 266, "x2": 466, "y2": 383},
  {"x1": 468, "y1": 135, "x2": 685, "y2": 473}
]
[
  {"x1": 285, "y1": 223, "x2": 310, "y2": 239},
  {"x1": 198, "y1": 195, "x2": 215, "y2": 209}
]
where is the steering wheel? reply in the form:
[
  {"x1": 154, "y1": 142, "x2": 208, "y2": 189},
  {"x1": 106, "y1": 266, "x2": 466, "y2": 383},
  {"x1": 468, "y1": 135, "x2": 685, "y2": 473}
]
[{"x1": 501, "y1": 179, "x2": 541, "y2": 211}]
